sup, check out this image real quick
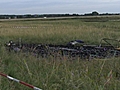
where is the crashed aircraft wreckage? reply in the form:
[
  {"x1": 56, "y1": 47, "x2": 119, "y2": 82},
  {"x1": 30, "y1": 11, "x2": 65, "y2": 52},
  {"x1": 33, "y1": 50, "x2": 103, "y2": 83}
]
[{"x1": 5, "y1": 38, "x2": 120, "y2": 60}]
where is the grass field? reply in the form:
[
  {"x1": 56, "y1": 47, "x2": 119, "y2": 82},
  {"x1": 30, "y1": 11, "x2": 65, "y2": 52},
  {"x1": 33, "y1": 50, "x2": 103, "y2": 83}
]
[{"x1": 0, "y1": 16, "x2": 120, "y2": 90}]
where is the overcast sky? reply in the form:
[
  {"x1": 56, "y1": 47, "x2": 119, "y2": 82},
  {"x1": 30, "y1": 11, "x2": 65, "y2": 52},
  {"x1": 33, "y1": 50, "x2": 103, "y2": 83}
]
[{"x1": 0, "y1": 0, "x2": 119, "y2": 14}]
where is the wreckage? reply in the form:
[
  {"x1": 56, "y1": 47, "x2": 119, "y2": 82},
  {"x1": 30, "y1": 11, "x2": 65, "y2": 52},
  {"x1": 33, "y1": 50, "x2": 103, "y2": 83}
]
[{"x1": 5, "y1": 38, "x2": 120, "y2": 60}]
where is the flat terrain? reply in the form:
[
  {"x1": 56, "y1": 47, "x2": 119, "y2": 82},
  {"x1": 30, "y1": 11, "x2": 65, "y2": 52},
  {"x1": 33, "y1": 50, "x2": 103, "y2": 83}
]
[{"x1": 0, "y1": 16, "x2": 120, "y2": 90}]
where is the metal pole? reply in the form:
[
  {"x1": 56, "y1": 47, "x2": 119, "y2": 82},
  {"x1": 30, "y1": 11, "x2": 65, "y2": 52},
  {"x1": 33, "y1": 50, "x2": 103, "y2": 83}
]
[{"x1": 0, "y1": 72, "x2": 42, "y2": 90}]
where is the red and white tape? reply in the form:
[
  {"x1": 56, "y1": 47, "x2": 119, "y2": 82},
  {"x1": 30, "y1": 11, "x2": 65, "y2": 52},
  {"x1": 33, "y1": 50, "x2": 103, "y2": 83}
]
[{"x1": 0, "y1": 72, "x2": 42, "y2": 90}]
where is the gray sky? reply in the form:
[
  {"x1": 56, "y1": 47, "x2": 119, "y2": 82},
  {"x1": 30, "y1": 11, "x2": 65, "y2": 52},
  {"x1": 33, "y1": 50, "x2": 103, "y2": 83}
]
[{"x1": 0, "y1": 0, "x2": 119, "y2": 14}]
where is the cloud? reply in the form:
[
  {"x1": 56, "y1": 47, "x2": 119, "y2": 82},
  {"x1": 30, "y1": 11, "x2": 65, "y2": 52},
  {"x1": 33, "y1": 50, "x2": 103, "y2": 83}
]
[{"x1": 0, "y1": 0, "x2": 119, "y2": 14}]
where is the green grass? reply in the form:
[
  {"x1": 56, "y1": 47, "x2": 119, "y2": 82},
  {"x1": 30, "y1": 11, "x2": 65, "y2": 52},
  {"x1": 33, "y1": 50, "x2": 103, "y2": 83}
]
[{"x1": 0, "y1": 16, "x2": 120, "y2": 90}]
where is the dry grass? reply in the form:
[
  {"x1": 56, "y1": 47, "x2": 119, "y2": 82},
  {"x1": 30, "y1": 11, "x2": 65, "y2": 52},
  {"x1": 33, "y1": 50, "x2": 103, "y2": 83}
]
[
  {"x1": 1, "y1": 18, "x2": 119, "y2": 44},
  {"x1": 0, "y1": 17, "x2": 120, "y2": 90}
]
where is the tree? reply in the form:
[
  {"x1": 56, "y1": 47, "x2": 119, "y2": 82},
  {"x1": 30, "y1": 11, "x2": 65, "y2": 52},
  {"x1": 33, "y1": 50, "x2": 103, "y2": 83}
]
[{"x1": 92, "y1": 11, "x2": 99, "y2": 16}]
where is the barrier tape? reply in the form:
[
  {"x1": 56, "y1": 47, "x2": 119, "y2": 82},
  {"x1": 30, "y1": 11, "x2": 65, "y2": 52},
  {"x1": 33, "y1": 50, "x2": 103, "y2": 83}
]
[{"x1": 0, "y1": 72, "x2": 42, "y2": 90}]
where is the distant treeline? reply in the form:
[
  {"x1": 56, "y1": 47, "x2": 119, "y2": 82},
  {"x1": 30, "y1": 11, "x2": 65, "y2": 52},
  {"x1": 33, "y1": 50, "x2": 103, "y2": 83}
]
[{"x1": 0, "y1": 11, "x2": 120, "y2": 19}]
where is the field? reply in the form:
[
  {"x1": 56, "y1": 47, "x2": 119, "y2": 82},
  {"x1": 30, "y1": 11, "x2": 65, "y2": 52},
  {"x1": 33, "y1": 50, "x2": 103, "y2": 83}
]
[{"x1": 0, "y1": 16, "x2": 120, "y2": 90}]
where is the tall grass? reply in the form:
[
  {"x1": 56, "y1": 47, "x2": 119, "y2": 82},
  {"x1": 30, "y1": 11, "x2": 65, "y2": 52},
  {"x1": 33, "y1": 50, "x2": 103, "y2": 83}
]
[
  {"x1": 0, "y1": 17, "x2": 120, "y2": 90},
  {"x1": 1, "y1": 18, "x2": 120, "y2": 44}
]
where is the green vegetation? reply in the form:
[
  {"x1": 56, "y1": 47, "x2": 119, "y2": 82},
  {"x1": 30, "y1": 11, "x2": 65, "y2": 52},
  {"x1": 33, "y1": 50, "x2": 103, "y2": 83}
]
[{"x1": 0, "y1": 16, "x2": 120, "y2": 90}]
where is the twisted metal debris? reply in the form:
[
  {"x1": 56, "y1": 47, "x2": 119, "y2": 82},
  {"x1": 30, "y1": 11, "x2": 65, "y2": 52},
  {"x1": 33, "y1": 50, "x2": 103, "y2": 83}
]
[{"x1": 5, "y1": 38, "x2": 120, "y2": 60}]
